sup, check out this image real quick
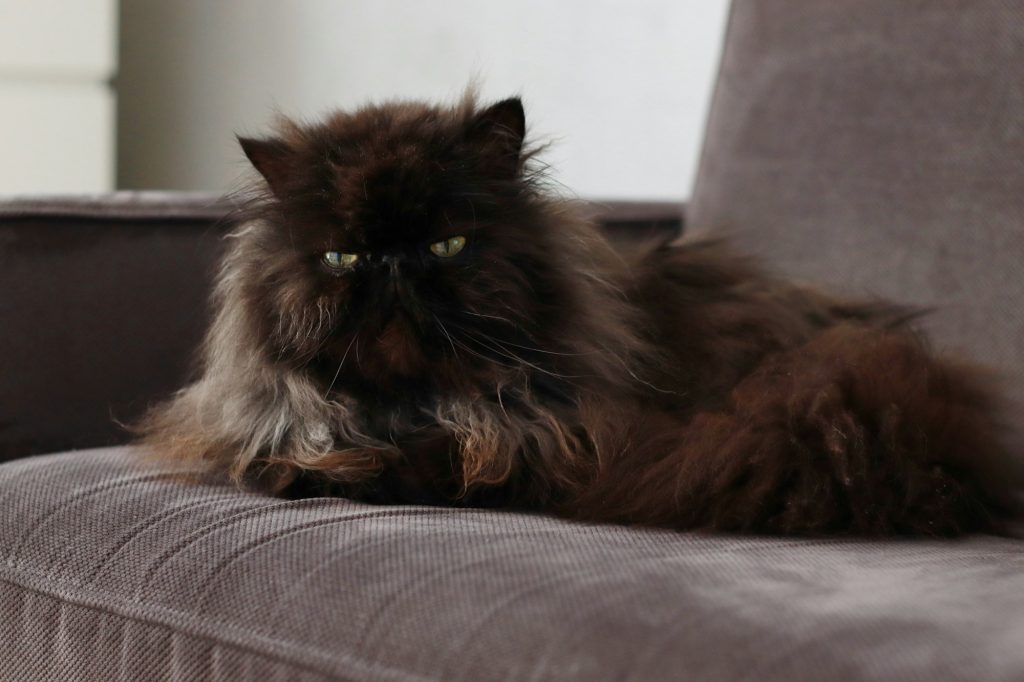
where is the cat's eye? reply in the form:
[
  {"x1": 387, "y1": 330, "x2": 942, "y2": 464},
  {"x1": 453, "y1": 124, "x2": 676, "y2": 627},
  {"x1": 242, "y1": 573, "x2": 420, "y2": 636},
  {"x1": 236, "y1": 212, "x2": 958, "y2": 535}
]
[
  {"x1": 323, "y1": 251, "x2": 359, "y2": 269},
  {"x1": 429, "y1": 235, "x2": 467, "y2": 258}
]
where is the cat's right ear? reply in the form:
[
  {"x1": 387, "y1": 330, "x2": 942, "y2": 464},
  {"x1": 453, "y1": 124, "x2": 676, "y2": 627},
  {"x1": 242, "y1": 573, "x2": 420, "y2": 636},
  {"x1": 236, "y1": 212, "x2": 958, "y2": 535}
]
[
  {"x1": 238, "y1": 135, "x2": 292, "y2": 196},
  {"x1": 467, "y1": 98, "x2": 526, "y2": 180}
]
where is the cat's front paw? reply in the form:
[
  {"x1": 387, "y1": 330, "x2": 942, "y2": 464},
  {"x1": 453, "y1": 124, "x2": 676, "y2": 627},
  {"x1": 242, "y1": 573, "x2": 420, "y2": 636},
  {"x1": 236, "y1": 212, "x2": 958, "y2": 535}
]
[{"x1": 253, "y1": 444, "x2": 399, "y2": 494}]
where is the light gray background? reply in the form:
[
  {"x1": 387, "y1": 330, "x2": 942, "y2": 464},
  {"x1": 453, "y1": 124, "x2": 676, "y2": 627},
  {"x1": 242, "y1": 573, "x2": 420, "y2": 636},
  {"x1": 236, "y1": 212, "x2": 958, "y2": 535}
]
[{"x1": 116, "y1": 0, "x2": 730, "y2": 200}]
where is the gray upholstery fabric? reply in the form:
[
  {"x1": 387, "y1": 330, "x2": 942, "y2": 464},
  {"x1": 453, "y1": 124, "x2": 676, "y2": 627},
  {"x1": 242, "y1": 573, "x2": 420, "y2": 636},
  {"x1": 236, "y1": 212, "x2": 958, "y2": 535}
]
[
  {"x1": 2, "y1": 447, "x2": 1023, "y2": 681},
  {"x1": 689, "y1": 0, "x2": 1024, "y2": 411}
]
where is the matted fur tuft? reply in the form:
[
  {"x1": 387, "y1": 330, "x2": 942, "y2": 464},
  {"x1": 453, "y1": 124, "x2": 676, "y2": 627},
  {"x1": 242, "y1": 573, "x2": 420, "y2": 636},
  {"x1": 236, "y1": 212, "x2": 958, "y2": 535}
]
[{"x1": 136, "y1": 91, "x2": 1021, "y2": 535}]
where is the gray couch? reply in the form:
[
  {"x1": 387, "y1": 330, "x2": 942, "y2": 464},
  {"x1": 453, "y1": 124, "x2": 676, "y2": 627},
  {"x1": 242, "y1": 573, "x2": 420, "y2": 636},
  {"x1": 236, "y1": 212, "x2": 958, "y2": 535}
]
[{"x1": 2, "y1": 1, "x2": 1023, "y2": 680}]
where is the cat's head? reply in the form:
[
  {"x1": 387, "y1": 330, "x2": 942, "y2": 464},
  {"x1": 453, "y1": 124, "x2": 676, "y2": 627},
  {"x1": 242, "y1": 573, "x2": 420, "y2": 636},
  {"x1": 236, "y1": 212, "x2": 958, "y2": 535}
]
[{"x1": 229, "y1": 94, "x2": 608, "y2": 399}]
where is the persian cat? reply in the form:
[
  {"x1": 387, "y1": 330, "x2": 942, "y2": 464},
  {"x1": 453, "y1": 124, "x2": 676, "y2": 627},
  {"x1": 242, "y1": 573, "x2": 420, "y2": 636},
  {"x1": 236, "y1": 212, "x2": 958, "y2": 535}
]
[{"x1": 139, "y1": 93, "x2": 1019, "y2": 536}]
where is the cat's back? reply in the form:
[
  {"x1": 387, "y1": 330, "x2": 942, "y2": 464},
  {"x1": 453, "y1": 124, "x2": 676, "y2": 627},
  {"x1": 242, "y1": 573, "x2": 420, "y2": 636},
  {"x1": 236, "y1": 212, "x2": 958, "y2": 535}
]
[{"x1": 622, "y1": 236, "x2": 915, "y2": 406}]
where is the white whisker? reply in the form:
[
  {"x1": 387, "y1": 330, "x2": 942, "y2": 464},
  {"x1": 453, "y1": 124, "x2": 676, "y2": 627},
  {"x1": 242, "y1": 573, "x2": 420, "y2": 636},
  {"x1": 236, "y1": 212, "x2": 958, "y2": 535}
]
[
  {"x1": 323, "y1": 334, "x2": 357, "y2": 398},
  {"x1": 432, "y1": 313, "x2": 460, "y2": 359}
]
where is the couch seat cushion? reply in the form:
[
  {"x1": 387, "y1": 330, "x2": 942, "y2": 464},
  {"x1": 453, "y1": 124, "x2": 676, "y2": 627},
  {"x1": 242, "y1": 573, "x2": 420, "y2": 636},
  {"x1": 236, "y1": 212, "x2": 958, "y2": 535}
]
[{"x1": 2, "y1": 447, "x2": 1023, "y2": 681}]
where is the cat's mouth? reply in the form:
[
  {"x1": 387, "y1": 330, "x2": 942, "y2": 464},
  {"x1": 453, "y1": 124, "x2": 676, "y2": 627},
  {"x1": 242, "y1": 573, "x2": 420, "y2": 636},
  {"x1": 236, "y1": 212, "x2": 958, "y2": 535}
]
[{"x1": 373, "y1": 312, "x2": 426, "y2": 377}]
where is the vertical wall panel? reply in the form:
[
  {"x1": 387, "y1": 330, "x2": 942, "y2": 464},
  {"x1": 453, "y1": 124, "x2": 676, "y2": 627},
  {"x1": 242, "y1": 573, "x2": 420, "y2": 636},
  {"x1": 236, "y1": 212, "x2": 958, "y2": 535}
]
[{"x1": 0, "y1": 0, "x2": 116, "y2": 194}]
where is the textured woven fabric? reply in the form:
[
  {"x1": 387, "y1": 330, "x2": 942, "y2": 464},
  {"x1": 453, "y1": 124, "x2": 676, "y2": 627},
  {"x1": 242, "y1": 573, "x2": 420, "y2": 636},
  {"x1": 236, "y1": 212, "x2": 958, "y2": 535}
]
[
  {"x1": 2, "y1": 447, "x2": 1023, "y2": 681},
  {"x1": 689, "y1": 0, "x2": 1024, "y2": 412}
]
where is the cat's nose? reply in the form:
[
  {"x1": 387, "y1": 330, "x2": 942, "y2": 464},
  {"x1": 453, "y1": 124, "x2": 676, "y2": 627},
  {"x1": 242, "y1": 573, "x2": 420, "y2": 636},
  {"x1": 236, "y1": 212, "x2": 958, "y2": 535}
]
[{"x1": 380, "y1": 254, "x2": 401, "y2": 280}]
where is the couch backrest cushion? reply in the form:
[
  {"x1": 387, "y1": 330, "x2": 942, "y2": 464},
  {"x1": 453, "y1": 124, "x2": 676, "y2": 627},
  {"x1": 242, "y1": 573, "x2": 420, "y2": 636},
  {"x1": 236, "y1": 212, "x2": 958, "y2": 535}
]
[
  {"x1": 0, "y1": 194, "x2": 232, "y2": 460},
  {"x1": 689, "y1": 1, "x2": 1024, "y2": 406}
]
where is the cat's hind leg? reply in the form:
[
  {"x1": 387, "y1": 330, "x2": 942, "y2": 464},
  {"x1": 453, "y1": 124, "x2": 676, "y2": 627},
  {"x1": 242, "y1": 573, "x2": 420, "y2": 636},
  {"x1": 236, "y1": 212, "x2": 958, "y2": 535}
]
[{"x1": 583, "y1": 324, "x2": 1014, "y2": 536}]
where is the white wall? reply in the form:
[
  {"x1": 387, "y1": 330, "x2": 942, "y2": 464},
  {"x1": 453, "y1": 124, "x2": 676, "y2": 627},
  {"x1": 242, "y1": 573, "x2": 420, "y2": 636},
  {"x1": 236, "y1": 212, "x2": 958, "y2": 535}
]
[
  {"x1": 0, "y1": 0, "x2": 117, "y2": 194},
  {"x1": 119, "y1": 0, "x2": 729, "y2": 201}
]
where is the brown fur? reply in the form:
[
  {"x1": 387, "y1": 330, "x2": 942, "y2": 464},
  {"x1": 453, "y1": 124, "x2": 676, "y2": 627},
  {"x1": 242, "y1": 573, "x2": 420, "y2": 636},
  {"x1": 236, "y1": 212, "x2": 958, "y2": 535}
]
[{"x1": 136, "y1": 92, "x2": 1020, "y2": 536}]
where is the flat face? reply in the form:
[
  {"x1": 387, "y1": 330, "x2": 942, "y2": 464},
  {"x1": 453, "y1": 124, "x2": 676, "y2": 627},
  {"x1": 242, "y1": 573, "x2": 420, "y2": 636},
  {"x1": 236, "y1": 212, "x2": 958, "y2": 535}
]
[{"x1": 241, "y1": 101, "x2": 571, "y2": 402}]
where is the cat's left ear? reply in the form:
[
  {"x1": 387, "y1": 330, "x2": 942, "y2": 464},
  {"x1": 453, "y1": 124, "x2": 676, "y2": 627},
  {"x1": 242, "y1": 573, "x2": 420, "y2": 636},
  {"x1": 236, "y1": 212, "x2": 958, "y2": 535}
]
[
  {"x1": 238, "y1": 135, "x2": 293, "y2": 197},
  {"x1": 467, "y1": 98, "x2": 526, "y2": 180}
]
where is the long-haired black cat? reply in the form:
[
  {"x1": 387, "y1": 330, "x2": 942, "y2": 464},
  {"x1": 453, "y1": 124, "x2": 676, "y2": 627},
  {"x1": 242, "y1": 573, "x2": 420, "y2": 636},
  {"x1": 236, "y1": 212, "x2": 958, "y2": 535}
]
[{"x1": 138, "y1": 92, "x2": 1020, "y2": 535}]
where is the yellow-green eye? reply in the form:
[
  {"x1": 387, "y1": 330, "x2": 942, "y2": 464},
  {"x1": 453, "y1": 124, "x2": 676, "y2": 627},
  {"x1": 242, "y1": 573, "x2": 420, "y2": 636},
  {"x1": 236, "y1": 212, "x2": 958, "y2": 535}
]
[
  {"x1": 429, "y1": 235, "x2": 466, "y2": 258},
  {"x1": 323, "y1": 251, "x2": 359, "y2": 268}
]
